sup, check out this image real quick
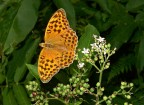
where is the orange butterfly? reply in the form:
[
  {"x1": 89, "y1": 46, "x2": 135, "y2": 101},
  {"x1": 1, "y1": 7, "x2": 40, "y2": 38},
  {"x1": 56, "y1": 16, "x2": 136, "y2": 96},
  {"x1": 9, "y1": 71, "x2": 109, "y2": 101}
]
[{"x1": 38, "y1": 8, "x2": 78, "y2": 83}]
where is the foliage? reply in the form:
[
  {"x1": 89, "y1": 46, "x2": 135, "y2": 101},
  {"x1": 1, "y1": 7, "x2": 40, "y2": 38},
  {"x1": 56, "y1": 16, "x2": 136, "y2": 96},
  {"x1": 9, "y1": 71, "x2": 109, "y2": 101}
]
[
  {"x1": 26, "y1": 35, "x2": 133, "y2": 105},
  {"x1": 0, "y1": 0, "x2": 144, "y2": 105}
]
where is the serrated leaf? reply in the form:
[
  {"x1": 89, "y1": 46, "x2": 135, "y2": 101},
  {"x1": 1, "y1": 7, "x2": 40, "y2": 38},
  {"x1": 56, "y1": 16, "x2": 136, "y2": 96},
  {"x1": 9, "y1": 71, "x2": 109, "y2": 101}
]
[
  {"x1": 108, "y1": 54, "x2": 134, "y2": 83},
  {"x1": 13, "y1": 85, "x2": 31, "y2": 105},
  {"x1": 106, "y1": 3, "x2": 136, "y2": 49}
]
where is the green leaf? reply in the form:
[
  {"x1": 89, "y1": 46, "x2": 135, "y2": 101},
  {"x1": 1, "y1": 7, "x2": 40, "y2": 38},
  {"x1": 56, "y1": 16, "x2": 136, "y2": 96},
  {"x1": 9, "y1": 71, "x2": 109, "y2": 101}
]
[
  {"x1": 26, "y1": 64, "x2": 39, "y2": 80},
  {"x1": 13, "y1": 85, "x2": 31, "y2": 105},
  {"x1": 136, "y1": 32, "x2": 144, "y2": 72},
  {"x1": 0, "y1": 1, "x2": 19, "y2": 45},
  {"x1": 78, "y1": 24, "x2": 99, "y2": 59},
  {"x1": 69, "y1": 101, "x2": 82, "y2": 105},
  {"x1": 24, "y1": 72, "x2": 35, "y2": 82},
  {"x1": 2, "y1": 87, "x2": 18, "y2": 105},
  {"x1": 95, "y1": 0, "x2": 111, "y2": 13},
  {"x1": 77, "y1": 24, "x2": 99, "y2": 74},
  {"x1": 3, "y1": 0, "x2": 40, "y2": 54},
  {"x1": 53, "y1": 0, "x2": 76, "y2": 29},
  {"x1": 135, "y1": 12, "x2": 144, "y2": 29},
  {"x1": 126, "y1": 0, "x2": 144, "y2": 11},
  {"x1": 49, "y1": 98, "x2": 65, "y2": 105},
  {"x1": 0, "y1": 73, "x2": 5, "y2": 84},
  {"x1": 54, "y1": 70, "x2": 69, "y2": 83},
  {"x1": 106, "y1": 3, "x2": 136, "y2": 49},
  {"x1": 108, "y1": 54, "x2": 134, "y2": 83},
  {"x1": 14, "y1": 36, "x2": 40, "y2": 82},
  {"x1": 6, "y1": 35, "x2": 40, "y2": 82}
]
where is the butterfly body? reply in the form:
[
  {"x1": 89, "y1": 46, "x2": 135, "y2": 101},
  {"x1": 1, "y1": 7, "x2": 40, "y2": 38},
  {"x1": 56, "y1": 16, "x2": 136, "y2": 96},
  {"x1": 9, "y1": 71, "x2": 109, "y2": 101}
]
[
  {"x1": 38, "y1": 8, "x2": 78, "y2": 83},
  {"x1": 39, "y1": 43, "x2": 54, "y2": 48}
]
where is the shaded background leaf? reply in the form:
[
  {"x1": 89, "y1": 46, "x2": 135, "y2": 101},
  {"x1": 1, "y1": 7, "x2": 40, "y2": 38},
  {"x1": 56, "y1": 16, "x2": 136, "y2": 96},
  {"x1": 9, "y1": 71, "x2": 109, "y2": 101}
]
[
  {"x1": 26, "y1": 64, "x2": 39, "y2": 80},
  {"x1": 2, "y1": 87, "x2": 18, "y2": 105},
  {"x1": 0, "y1": 0, "x2": 144, "y2": 104},
  {"x1": 13, "y1": 85, "x2": 31, "y2": 105},
  {"x1": 3, "y1": 0, "x2": 40, "y2": 54},
  {"x1": 53, "y1": 0, "x2": 76, "y2": 29}
]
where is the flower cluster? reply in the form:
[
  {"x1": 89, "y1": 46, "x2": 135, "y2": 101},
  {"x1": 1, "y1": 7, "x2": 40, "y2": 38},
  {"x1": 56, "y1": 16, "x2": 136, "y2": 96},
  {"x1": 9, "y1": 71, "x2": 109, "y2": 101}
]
[
  {"x1": 25, "y1": 81, "x2": 48, "y2": 105},
  {"x1": 100, "y1": 81, "x2": 133, "y2": 104},
  {"x1": 53, "y1": 75, "x2": 94, "y2": 99},
  {"x1": 26, "y1": 75, "x2": 95, "y2": 104},
  {"x1": 77, "y1": 35, "x2": 116, "y2": 72}
]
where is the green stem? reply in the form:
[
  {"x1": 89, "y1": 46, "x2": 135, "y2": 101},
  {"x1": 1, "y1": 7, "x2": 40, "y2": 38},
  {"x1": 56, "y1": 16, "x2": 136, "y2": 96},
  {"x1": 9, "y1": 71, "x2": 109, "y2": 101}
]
[
  {"x1": 98, "y1": 53, "x2": 110, "y2": 86},
  {"x1": 98, "y1": 70, "x2": 103, "y2": 86},
  {"x1": 90, "y1": 62, "x2": 100, "y2": 71},
  {"x1": 47, "y1": 97, "x2": 68, "y2": 105},
  {"x1": 95, "y1": 54, "x2": 111, "y2": 105}
]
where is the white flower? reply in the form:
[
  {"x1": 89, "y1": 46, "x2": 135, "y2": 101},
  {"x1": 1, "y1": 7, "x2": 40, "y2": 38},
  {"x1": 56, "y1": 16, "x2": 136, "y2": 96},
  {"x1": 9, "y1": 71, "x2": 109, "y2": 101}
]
[
  {"x1": 82, "y1": 48, "x2": 89, "y2": 54},
  {"x1": 97, "y1": 36, "x2": 105, "y2": 42},
  {"x1": 114, "y1": 47, "x2": 117, "y2": 51},
  {"x1": 103, "y1": 48, "x2": 107, "y2": 55},
  {"x1": 93, "y1": 34, "x2": 98, "y2": 39},
  {"x1": 90, "y1": 43, "x2": 98, "y2": 49},
  {"x1": 77, "y1": 62, "x2": 85, "y2": 69}
]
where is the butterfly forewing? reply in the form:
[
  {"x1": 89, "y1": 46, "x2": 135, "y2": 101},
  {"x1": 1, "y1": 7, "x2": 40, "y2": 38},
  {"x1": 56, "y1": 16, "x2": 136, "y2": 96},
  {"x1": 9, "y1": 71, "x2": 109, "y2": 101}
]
[{"x1": 44, "y1": 8, "x2": 70, "y2": 42}]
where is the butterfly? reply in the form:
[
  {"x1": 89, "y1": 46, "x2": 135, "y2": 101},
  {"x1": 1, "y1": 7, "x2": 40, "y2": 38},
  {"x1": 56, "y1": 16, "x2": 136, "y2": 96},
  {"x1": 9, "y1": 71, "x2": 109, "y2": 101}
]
[{"x1": 38, "y1": 8, "x2": 78, "y2": 83}]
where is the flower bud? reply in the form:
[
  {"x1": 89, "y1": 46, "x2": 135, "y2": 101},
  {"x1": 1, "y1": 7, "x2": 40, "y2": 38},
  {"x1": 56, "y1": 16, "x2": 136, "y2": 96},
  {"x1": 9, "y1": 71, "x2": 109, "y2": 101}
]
[
  {"x1": 103, "y1": 96, "x2": 108, "y2": 100},
  {"x1": 96, "y1": 82, "x2": 100, "y2": 87}
]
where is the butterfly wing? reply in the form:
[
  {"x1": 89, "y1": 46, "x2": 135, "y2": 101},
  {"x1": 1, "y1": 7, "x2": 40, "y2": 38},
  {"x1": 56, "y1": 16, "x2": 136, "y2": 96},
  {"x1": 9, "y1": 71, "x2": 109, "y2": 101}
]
[
  {"x1": 44, "y1": 8, "x2": 70, "y2": 42},
  {"x1": 58, "y1": 29, "x2": 78, "y2": 68},
  {"x1": 44, "y1": 8, "x2": 78, "y2": 68},
  {"x1": 38, "y1": 8, "x2": 78, "y2": 83},
  {"x1": 38, "y1": 48, "x2": 61, "y2": 83}
]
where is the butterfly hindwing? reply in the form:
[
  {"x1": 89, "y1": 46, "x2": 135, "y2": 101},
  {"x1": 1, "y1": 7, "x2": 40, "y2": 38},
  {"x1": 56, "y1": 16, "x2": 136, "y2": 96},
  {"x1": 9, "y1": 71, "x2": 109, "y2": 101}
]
[{"x1": 38, "y1": 48, "x2": 61, "y2": 83}]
